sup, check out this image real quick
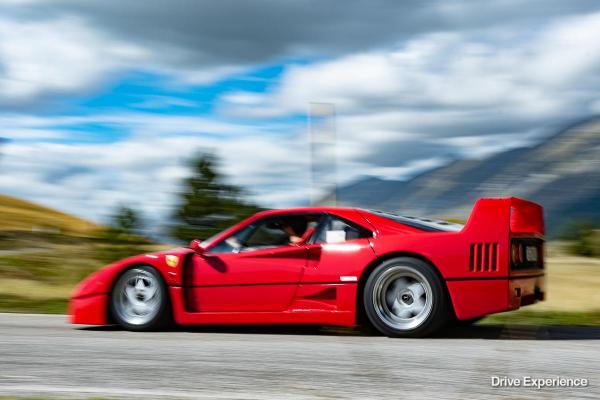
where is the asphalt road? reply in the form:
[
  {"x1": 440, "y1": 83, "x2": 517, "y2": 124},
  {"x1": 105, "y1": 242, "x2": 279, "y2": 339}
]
[{"x1": 0, "y1": 313, "x2": 598, "y2": 399}]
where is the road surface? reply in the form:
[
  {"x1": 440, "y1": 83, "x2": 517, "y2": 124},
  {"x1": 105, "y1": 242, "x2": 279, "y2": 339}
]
[{"x1": 0, "y1": 313, "x2": 598, "y2": 399}]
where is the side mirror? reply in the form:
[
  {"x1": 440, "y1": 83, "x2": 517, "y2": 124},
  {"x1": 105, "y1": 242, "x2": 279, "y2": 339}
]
[{"x1": 190, "y1": 239, "x2": 205, "y2": 256}]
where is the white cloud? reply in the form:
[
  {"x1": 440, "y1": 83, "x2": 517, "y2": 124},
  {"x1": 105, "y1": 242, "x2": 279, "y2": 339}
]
[
  {"x1": 0, "y1": 16, "x2": 147, "y2": 105},
  {"x1": 528, "y1": 12, "x2": 600, "y2": 85},
  {"x1": 2, "y1": 4, "x2": 600, "y2": 230},
  {"x1": 354, "y1": 157, "x2": 450, "y2": 181},
  {"x1": 0, "y1": 14, "x2": 244, "y2": 107},
  {"x1": 0, "y1": 127, "x2": 68, "y2": 140},
  {"x1": 130, "y1": 95, "x2": 198, "y2": 110},
  {"x1": 218, "y1": 11, "x2": 600, "y2": 175},
  {"x1": 0, "y1": 113, "x2": 310, "y2": 227}
]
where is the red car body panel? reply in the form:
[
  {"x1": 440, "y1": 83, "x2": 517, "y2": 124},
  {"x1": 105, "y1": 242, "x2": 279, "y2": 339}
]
[{"x1": 70, "y1": 197, "x2": 545, "y2": 327}]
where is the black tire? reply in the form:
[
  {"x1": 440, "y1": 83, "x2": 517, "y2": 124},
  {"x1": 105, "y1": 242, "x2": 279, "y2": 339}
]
[
  {"x1": 363, "y1": 257, "x2": 450, "y2": 338},
  {"x1": 109, "y1": 265, "x2": 171, "y2": 331}
]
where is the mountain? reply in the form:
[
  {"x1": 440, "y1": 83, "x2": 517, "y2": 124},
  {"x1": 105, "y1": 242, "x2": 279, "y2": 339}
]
[
  {"x1": 0, "y1": 194, "x2": 100, "y2": 235},
  {"x1": 332, "y1": 118, "x2": 600, "y2": 235}
]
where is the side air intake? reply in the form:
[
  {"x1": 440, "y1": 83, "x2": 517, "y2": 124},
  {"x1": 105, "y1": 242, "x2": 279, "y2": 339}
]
[{"x1": 469, "y1": 242, "x2": 498, "y2": 272}]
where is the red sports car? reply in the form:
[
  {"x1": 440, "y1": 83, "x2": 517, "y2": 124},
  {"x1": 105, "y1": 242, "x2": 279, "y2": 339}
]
[{"x1": 70, "y1": 197, "x2": 545, "y2": 337}]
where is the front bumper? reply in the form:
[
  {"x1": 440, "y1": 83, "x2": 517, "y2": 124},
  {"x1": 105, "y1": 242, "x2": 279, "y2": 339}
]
[{"x1": 68, "y1": 293, "x2": 109, "y2": 325}]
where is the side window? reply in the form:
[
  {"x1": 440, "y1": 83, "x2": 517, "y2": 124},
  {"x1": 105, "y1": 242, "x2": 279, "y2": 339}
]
[
  {"x1": 207, "y1": 224, "x2": 255, "y2": 254},
  {"x1": 208, "y1": 214, "x2": 322, "y2": 254},
  {"x1": 313, "y1": 215, "x2": 372, "y2": 244},
  {"x1": 245, "y1": 222, "x2": 289, "y2": 247}
]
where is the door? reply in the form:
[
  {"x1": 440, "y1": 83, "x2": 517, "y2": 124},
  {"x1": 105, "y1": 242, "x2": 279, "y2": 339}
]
[
  {"x1": 303, "y1": 213, "x2": 377, "y2": 284},
  {"x1": 187, "y1": 214, "x2": 321, "y2": 312}
]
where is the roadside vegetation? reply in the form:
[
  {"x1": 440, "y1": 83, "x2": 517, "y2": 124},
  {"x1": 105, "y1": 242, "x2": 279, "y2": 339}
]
[
  {"x1": 170, "y1": 153, "x2": 261, "y2": 242},
  {"x1": 0, "y1": 229, "x2": 165, "y2": 314},
  {"x1": 1, "y1": 227, "x2": 599, "y2": 324},
  {"x1": 0, "y1": 153, "x2": 259, "y2": 314},
  {"x1": 0, "y1": 154, "x2": 598, "y2": 324},
  {"x1": 0, "y1": 194, "x2": 99, "y2": 235},
  {"x1": 480, "y1": 242, "x2": 600, "y2": 326},
  {"x1": 560, "y1": 220, "x2": 600, "y2": 258}
]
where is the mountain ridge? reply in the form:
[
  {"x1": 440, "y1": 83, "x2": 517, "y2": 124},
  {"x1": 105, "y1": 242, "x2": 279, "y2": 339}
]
[{"x1": 332, "y1": 117, "x2": 600, "y2": 235}]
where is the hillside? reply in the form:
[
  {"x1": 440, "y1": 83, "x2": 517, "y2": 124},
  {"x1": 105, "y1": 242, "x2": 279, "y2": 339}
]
[
  {"x1": 0, "y1": 194, "x2": 100, "y2": 235},
  {"x1": 333, "y1": 118, "x2": 600, "y2": 235},
  {"x1": 0, "y1": 194, "x2": 164, "y2": 314}
]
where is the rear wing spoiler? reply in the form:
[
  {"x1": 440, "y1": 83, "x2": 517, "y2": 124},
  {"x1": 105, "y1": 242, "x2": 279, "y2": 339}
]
[{"x1": 463, "y1": 197, "x2": 544, "y2": 237}]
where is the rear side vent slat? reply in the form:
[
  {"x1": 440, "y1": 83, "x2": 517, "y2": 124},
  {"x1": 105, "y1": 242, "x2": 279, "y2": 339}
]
[
  {"x1": 469, "y1": 244, "x2": 475, "y2": 271},
  {"x1": 469, "y1": 242, "x2": 498, "y2": 272}
]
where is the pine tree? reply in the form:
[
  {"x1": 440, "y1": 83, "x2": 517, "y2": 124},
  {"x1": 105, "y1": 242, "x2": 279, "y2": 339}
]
[
  {"x1": 112, "y1": 205, "x2": 143, "y2": 234},
  {"x1": 171, "y1": 153, "x2": 260, "y2": 242}
]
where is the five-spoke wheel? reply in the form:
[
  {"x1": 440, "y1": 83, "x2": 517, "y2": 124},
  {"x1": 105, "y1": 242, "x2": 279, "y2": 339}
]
[
  {"x1": 110, "y1": 266, "x2": 170, "y2": 331},
  {"x1": 364, "y1": 257, "x2": 450, "y2": 337}
]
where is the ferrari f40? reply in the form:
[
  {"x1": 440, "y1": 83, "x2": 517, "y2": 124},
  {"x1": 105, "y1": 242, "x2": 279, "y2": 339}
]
[{"x1": 70, "y1": 197, "x2": 545, "y2": 337}]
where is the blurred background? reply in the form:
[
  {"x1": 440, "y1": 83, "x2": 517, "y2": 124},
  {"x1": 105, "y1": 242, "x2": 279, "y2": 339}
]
[{"x1": 0, "y1": 0, "x2": 598, "y2": 325}]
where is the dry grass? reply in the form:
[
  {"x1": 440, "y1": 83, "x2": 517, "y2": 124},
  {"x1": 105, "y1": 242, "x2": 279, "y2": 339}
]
[
  {"x1": 0, "y1": 194, "x2": 100, "y2": 235},
  {"x1": 528, "y1": 251, "x2": 600, "y2": 312},
  {"x1": 0, "y1": 278, "x2": 74, "y2": 299},
  {"x1": 479, "y1": 243, "x2": 600, "y2": 325}
]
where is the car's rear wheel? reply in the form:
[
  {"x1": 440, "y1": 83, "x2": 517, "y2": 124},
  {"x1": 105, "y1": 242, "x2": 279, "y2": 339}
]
[
  {"x1": 110, "y1": 266, "x2": 171, "y2": 331},
  {"x1": 363, "y1": 257, "x2": 450, "y2": 337}
]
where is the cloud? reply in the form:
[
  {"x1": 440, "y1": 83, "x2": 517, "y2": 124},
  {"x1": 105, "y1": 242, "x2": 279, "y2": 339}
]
[
  {"x1": 0, "y1": 15, "x2": 148, "y2": 107},
  {"x1": 1, "y1": 0, "x2": 599, "y2": 107},
  {"x1": 1, "y1": 0, "x2": 600, "y2": 230},
  {"x1": 222, "y1": 11, "x2": 600, "y2": 171},
  {"x1": 349, "y1": 157, "x2": 450, "y2": 181},
  {"x1": 0, "y1": 112, "x2": 309, "y2": 226}
]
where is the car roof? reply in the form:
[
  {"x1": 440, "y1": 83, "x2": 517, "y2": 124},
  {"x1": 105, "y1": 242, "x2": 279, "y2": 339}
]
[
  {"x1": 252, "y1": 207, "x2": 463, "y2": 234},
  {"x1": 253, "y1": 206, "x2": 359, "y2": 217}
]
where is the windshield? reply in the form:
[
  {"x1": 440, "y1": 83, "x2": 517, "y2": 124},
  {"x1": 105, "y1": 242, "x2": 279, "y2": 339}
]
[
  {"x1": 367, "y1": 210, "x2": 464, "y2": 232},
  {"x1": 200, "y1": 232, "x2": 225, "y2": 248}
]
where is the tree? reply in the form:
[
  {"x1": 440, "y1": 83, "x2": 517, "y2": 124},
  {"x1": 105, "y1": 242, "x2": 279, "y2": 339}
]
[
  {"x1": 95, "y1": 205, "x2": 148, "y2": 264},
  {"x1": 561, "y1": 220, "x2": 600, "y2": 257},
  {"x1": 171, "y1": 153, "x2": 261, "y2": 242},
  {"x1": 111, "y1": 205, "x2": 143, "y2": 235}
]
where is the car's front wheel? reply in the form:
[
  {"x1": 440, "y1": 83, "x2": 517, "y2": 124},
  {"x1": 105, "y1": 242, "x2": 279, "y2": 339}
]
[
  {"x1": 110, "y1": 266, "x2": 171, "y2": 331},
  {"x1": 363, "y1": 257, "x2": 450, "y2": 337}
]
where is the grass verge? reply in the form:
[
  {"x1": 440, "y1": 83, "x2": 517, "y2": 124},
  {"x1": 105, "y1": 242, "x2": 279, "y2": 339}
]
[
  {"x1": 1, "y1": 290, "x2": 600, "y2": 327},
  {"x1": 480, "y1": 309, "x2": 600, "y2": 326},
  {"x1": 0, "y1": 294, "x2": 68, "y2": 314}
]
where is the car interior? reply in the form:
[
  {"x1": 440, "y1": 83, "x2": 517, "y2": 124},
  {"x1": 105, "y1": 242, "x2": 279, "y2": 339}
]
[{"x1": 207, "y1": 213, "x2": 371, "y2": 253}]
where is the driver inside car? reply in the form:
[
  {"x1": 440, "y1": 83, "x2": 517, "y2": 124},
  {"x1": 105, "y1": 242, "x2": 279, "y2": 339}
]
[
  {"x1": 282, "y1": 223, "x2": 303, "y2": 244},
  {"x1": 281, "y1": 216, "x2": 321, "y2": 245}
]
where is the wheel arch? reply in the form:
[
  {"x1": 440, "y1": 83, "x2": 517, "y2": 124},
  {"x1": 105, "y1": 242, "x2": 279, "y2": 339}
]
[{"x1": 355, "y1": 251, "x2": 452, "y2": 325}]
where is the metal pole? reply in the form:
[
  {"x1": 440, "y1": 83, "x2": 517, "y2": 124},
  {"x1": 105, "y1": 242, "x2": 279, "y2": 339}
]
[{"x1": 308, "y1": 102, "x2": 337, "y2": 206}]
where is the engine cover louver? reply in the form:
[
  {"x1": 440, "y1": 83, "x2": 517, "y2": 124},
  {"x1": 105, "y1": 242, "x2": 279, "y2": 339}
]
[{"x1": 469, "y1": 242, "x2": 498, "y2": 272}]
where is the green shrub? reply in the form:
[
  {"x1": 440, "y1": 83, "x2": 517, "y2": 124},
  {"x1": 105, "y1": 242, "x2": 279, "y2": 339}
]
[
  {"x1": 561, "y1": 221, "x2": 600, "y2": 257},
  {"x1": 94, "y1": 228, "x2": 155, "y2": 264}
]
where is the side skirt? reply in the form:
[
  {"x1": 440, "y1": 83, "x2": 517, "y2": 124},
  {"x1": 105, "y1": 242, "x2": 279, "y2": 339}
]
[{"x1": 168, "y1": 285, "x2": 357, "y2": 327}]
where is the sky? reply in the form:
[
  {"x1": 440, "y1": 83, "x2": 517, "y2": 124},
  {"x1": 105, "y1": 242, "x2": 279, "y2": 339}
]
[{"x1": 1, "y1": 0, "x2": 600, "y2": 229}]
